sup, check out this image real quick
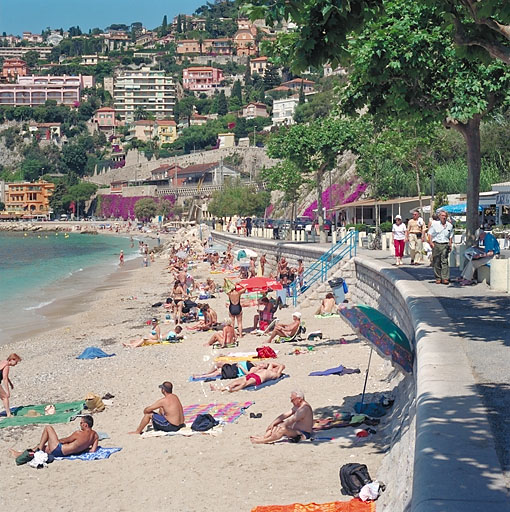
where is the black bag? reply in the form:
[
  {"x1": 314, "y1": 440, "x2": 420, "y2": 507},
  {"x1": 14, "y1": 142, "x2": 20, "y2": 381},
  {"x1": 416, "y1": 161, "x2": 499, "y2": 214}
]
[
  {"x1": 221, "y1": 363, "x2": 238, "y2": 380},
  {"x1": 339, "y1": 463, "x2": 372, "y2": 496},
  {"x1": 191, "y1": 413, "x2": 219, "y2": 432}
]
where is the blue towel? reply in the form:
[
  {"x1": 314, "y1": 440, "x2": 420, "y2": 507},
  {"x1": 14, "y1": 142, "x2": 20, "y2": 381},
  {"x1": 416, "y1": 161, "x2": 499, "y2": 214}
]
[
  {"x1": 54, "y1": 446, "x2": 121, "y2": 461},
  {"x1": 246, "y1": 373, "x2": 290, "y2": 391},
  {"x1": 188, "y1": 375, "x2": 221, "y2": 382},
  {"x1": 77, "y1": 347, "x2": 115, "y2": 359},
  {"x1": 354, "y1": 402, "x2": 386, "y2": 417},
  {"x1": 309, "y1": 365, "x2": 360, "y2": 377}
]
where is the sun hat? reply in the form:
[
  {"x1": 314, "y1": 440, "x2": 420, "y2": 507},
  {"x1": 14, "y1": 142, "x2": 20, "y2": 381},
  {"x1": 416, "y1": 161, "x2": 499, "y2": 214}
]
[
  {"x1": 395, "y1": 215, "x2": 402, "y2": 220},
  {"x1": 293, "y1": 312, "x2": 302, "y2": 319}
]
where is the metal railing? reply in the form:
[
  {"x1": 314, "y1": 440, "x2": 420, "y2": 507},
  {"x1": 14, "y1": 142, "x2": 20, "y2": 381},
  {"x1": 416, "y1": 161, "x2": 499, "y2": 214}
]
[{"x1": 289, "y1": 230, "x2": 358, "y2": 306}]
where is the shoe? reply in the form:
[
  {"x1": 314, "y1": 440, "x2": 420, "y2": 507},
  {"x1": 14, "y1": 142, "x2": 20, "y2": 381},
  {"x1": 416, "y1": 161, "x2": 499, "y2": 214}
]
[
  {"x1": 441, "y1": 280, "x2": 449, "y2": 285},
  {"x1": 410, "y1": 260, "x2": 414, "y2": 265},
  {"x1": 435, "y1": 279, "x2": 441, "y2": 284}
]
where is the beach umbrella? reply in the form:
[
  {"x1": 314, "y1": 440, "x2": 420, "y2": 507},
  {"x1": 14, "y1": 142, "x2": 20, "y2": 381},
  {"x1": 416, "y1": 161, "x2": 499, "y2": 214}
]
[
  {"x1": 176, "y1": 251, "x2": 187, "y2": 259},
  {"x1": 238, "y1": 276, "x2": 283, "y2": 292},
  {"x1": 235, "y1": 248, "x2": 257, "y2": 260},
  {"x1": 338, "y1": 304, "x2": 414, "y2": 412},
  {"x1": 437, "y1": 203, "x2": 483, "y2": 214}
]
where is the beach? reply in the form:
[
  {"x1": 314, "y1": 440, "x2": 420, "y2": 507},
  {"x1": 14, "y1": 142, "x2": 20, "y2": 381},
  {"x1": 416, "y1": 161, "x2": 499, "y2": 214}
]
[{"x1": 0, "y1": 237, "x2": 400, "y2": 512}]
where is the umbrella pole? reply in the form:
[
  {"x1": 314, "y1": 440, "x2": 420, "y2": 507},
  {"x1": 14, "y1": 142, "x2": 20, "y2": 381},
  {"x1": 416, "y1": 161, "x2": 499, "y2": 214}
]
[{"x1": 361, "y1": 348, "x2": 373, "y2": 407}]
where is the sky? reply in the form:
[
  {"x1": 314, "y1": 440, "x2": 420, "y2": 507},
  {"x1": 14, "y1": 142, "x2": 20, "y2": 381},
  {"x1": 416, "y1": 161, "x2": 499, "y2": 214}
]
[{"x1": 0, "y1": 0, "x2": 207, "y2": 36}]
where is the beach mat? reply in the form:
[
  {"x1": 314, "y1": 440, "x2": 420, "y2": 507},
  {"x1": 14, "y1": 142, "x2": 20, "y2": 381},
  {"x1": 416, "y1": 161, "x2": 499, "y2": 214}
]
[
  {"x1": 76, "y1": 347, "x2": 115, "y2": 359},
  {"x1": 0, "y1": 401, "x2": 84, "y2": 428},
  {"x1": 188, "y1": 375, "x2": 221, "y2": 382},
  {"x1": 141, "y1": 425, "x2": 223, "y2": 438},
  {"x1": 251, "y1": 499, "x2": 375, "y2": 511},
  {"x1": 309, "y1": 365, "x2": 360, "y2": 377},
  {"x1": 183, "y1": 401, "x2": 254, "y2": 424},
  {"x1": 315, "y1": 314, "x2": 341, "y2": 318},
  {"x1": 246, "y1": 374, "x2": 290, "y2": 391},
  {"x1": 55, "y1": 447, "x2": 122, "y2": 461}
]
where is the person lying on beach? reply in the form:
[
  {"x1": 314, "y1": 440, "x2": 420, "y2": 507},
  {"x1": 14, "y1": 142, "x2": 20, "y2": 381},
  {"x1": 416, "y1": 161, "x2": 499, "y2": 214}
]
[
  {"x1": 266, "y1": 312, "x2": 301, "y2": 343},
  {"x1": 316, "y1": 293, "x2": 336, "y2": 315},
  {"x1": 0, "y1": 353, "x2": 21, "y2": 418},
  {"x1": 250, "y1": 390, "x2": 313, "y2": 444},
  {"x1": 204, "y1": 319, "x2": 236, "y2": 348},
  {"x1": 210, "y1": 362, "x2": 285, "y2": 392},
  {"x1": 9, "y1": 415, "x2": 98, "y2": 458},
  {"x1": 193, "y1": 360, "x2": 267, "y2": 380},
  {"x1": 129, "y1": 381, "x2": 185, "y2": 435},
  {"x1": 187, "y1": 304, "x2": 218, "y2": 331},
  {"x1": 123, "y1": 317, "x2": 161, "y2": 348}
]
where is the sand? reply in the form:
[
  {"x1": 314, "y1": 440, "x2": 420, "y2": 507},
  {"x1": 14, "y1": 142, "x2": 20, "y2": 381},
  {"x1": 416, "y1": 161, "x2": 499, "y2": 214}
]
[{"x1": 0, "y1": 241, "x2": 399, "y2": 512}]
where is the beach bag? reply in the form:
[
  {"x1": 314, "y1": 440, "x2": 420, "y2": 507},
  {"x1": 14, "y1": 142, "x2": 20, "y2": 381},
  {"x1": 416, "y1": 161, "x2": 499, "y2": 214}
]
[
  {"x1": 191, "y1": 414, "x2": 219, "y2": 432},
  {"x1": 15, "y1": 449, "x2": 34, "y2": 466},
  {"x1": 339, "y1": 463, "x2": 372, "y2": 497},
  {"x1": 256, "y1": 346, "x2": 277, "y2": 359},
  {"x1": 221, "y1": 364, "x2": 238, "y2": 380},
  {"x1": 85, "y1": 393, "x2": 105, "y2": 413}
]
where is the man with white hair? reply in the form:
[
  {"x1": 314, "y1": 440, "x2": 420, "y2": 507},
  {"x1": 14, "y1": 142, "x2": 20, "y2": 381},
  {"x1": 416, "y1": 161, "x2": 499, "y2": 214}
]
[
  {"x1": 250, "y1": 390, "x2": 314, "y2": 444},
  {"x1": 265, "y1": 312, "x2": 302, "y2": 343},
  {"x1": 459, "y1": 230, "x2": 500, "y2": 285}
]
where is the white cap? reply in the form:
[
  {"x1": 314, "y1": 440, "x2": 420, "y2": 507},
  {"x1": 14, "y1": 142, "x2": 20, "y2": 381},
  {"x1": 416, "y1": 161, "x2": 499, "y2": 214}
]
[
  {"x1": 395, "y1": 215, "x2": 402, "y2": 220},
  {"x1": 293, "y1": 311, "x2": 302, "y2": 319}
]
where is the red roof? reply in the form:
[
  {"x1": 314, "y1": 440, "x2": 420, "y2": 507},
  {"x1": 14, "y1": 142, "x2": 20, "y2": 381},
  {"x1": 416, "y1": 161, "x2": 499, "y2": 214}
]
[
  {"x1": 282, "y1": 78, "x2": 315, "y2": 86},
  {"x1": 251, "y1": 56, "x2": 268, "y2": 62},
  {"x1": 156, "y1": 120, "x2": 176, "y2": 126},
  {"x1": 96, "y1": 107, "x2": 115, "y2": 112}
]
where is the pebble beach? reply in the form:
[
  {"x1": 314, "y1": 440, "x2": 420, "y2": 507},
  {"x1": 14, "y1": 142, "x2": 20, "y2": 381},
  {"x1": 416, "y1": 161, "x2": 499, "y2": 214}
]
[{"x1": 0, "y1": 228, "x2": 401, "y2": 512}]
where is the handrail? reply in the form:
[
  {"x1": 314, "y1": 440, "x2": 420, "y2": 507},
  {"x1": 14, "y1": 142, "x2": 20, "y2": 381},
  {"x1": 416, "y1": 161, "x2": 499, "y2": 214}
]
[{"x1": 289, "y1": 230, "x2": 358, "y2": 306}]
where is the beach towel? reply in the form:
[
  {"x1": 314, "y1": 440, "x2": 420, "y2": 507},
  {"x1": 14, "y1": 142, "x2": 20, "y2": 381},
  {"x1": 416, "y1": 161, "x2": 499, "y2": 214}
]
[
  {"x1": 246, "y1": 373, "x2": 289, "y2": 391},
  {"x1": 309, "y1": 365, "x2": 361, "y2": 377},
  {"x1": 141, "y1": 425, "x2": 223, "y2": 438},
  {"x1": 54, "y1": 447, "x2": 122, "y2": 461},
  {"x1": 313, "y1": 414, "x2": 377, "y2": 431},
  {"x1": 0, "y1": 401, "x2": 84, "y2": 428},
  {"x1": 188, "y1": 375, "x2": 222, "y2": 382},
  {"x1": 251, "y1": 498, "x2": 376, "y2": 512},
  {"x1": 183, "y1": 401, "x2": 254, "y2": 424},
  {"x1": 354, "y1": 403, "x2": 386, "y2": 418},
  {"x1": 315, "y1": 313, "x2": 341, "y2": 318},
  {"x1": 76, "y1": 347, "x2": 115, "y2": 359},
  {"x1": 141, "y1": 340, "x2": 181, "y2": 347},
  {"x1": 214, "y1": 350, "x2": 279, "y2": 363}
]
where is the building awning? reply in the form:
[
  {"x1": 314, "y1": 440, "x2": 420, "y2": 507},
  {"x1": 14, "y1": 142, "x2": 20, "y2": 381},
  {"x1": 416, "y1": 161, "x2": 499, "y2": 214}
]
[{"x1": 333, "y1": 195, "x2": 432, "y2": 211}]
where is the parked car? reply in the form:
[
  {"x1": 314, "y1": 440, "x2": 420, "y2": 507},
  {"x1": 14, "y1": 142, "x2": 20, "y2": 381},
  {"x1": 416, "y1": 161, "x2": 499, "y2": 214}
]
[
  {"x1": 305, "y1": 219, "x2": 333, "y2": 234},
  {"x1": 293, "y1": 216, "x2": 312, "y2": 230}
]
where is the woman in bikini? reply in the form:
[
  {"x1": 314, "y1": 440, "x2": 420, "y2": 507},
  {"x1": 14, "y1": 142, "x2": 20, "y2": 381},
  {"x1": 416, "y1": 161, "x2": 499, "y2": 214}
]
[
  {"x1": 171, "y1": 281, "x2": 187, "y2": 324},
  {"x1": 0, "y1": 353, "x2": 21, "y2": 417},
  {"x1": 227, "y1": 285, "x2": 246, "y2": 338}
]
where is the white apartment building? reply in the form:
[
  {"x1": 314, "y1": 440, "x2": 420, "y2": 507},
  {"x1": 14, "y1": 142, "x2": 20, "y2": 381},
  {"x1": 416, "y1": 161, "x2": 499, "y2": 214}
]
[
  {"x1": 113, "y1": 68, "x2": 176, "y2": 122},
  {"x1": 272, "y1": 96, "x2": 300, "y2": 126}
]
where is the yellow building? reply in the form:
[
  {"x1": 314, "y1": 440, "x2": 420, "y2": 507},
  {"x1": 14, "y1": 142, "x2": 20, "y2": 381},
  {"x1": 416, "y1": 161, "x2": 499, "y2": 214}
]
[
  {"x1": 4, "y1": 179, "x2": 55, "y2": 218},
  {"x1": 156, "y1": 120, "x2": 177, "y2": 145}
]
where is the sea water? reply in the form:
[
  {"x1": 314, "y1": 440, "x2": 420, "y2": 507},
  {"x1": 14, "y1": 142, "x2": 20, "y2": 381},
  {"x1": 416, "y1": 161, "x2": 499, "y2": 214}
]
[{"x1": 0, "y1": 231, "x2": 139, "y2": 344}]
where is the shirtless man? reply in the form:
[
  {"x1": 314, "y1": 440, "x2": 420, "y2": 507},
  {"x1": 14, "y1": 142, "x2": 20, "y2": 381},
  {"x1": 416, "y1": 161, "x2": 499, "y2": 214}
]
[
  {"x1": 250, "y1": 390, "x2": 313, "y2": 444},
  {"x1": 9, "y1": 415, "x2": 98, "y2": 458},
  {"x1": 266, "y1": 312, "x2": 301, "y2": 343},
  {"x1": 210, "y1": 362, "x2": 285, "y2": 392},
  {"x1": 129, "y1": 381, "x2": 185, "y2": 434},
  {"x1": 204, "y1": 319, "x2": 236, "y2": 347}
]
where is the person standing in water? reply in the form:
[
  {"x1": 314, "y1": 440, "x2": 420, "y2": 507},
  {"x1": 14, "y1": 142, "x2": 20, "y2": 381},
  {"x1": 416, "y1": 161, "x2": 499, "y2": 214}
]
[{"x1": 119, "y1": 250, "x2": 124, "y2": 266}]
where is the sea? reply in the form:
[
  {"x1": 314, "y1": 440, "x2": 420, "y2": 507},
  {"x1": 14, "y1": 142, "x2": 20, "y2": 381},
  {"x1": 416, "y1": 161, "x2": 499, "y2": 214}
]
[{"x1": 0, "y1": 231, "x2": 140, "y2": 345}]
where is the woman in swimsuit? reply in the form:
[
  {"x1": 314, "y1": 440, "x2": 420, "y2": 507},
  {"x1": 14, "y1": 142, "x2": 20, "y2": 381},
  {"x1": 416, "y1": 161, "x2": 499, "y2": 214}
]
[
  {"x1": 171, "y1": 281, "x2": 187, "y2": 324},
  {"x1": 228, "y1": 285, "x2": 246, "y2": 338},
  {"x1": 123, "y1": 318, "x2": 161, "y2": 348},
  {"x1": 0, "y1": 353, "x2": 21, "y2": 417}
]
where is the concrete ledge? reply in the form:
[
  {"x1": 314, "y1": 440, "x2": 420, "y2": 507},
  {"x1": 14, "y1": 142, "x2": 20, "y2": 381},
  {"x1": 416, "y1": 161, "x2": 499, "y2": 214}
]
[{"x1": 352, "y1": 257, "x2": 509, "y2": 511}]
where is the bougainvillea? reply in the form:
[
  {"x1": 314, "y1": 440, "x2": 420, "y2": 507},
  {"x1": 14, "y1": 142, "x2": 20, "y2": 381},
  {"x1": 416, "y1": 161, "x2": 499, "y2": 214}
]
[
  {"x1": 265, "y1": 204, "x2": 274, "y2": 217},
  {"x1": 302, "y1": 180, "x2": 367, "y2": 219},
  {"x1": 96, "y1": 194, "x2": 176, "y2": 220}
]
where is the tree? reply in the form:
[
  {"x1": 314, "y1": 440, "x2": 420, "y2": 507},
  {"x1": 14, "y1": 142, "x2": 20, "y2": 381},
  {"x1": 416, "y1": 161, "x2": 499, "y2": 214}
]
[
  {"x1": 157, "y1": 199, "x2": 173, "y2": 219},
  {"x1": 231, "y1": 80, "x2": 243, "y2": 104},
  {"x1": 162, "y1": 15, "x2": 168, "y2": 29},
  {"x1": 62, "y1": 182, "x2": 97, "y2": 218},
  {"x1": 268, "y1": 118, "x2": 359, "y2": 242},
  {"x1": 0, "y1": 201, "x2": 5, "y2": 212},
  {"x1": 24, "y1": 50, "x2": 40, "y2": 68},
  {"x1": 217, "y1": 91, "x2": 228, "y2": 116},
  {"x1": 134, "y1": 107, "x2": 151, "y2": 121},
  {"x1": 263, "y1": 64, "x2": 281, "y2": 90},
  {"x1": 175, "y1": 96, "x2": 196, "y2": 124},
  {"x1": 208, "y1": 179, "x2": 270, "y2": 217},
  {"x1": 62, "y1": 142, "x2": 89, "y2": 175},
  {"x1": 134, "y1": 197, "x2": 157, "y2": 222}
]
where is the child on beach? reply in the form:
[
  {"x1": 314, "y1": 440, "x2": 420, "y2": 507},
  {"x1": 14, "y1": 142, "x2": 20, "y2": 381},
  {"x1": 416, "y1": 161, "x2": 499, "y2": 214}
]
[{"x1": 0, "y1": 354, "x2": 21, "y2": 418}]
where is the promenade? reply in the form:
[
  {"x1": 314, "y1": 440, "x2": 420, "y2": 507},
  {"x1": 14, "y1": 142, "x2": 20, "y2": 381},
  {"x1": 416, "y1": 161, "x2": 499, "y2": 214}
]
[{"x1": 215, "y1": 231, "x2": 510, "y2": 510}]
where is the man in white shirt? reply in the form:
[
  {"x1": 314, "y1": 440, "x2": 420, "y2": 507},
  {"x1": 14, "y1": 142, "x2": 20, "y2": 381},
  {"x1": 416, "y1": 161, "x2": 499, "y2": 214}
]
[{"x1": 427, "y1": 210, "x2": 454, "y2": 284}]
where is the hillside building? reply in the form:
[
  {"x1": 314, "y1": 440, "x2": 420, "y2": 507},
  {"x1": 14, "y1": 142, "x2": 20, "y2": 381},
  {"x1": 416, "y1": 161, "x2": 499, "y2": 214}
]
[
  {"x1": 3, "y1": 180, "x2": 55, "y2": 219},
  {"x1": 182, "y1": 67, "x2": 224, "y2": 91},
  {"x1": 2, "y1": 58, "x2": 28, "y2": 79}
]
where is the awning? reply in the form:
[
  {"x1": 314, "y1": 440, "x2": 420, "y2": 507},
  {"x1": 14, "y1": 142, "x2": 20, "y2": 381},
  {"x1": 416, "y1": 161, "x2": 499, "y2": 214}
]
[
  {"x1": 333, "y1": 195, "x2": 432, "y2": 210},
  {"x1": 437, "y1": 203, "x2": 483, "y2": 214}
]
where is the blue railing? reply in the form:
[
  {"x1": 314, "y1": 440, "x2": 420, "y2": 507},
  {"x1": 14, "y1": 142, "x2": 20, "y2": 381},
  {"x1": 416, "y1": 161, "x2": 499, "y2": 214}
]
[{"x1": 289, "y1": 230, "x2": 358, "y2": 306}]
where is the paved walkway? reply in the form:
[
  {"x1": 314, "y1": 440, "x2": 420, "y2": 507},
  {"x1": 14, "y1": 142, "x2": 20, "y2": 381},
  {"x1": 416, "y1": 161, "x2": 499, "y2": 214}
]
[{"x1": 357, "y1": 247, "x2": 510, "y2": 482}]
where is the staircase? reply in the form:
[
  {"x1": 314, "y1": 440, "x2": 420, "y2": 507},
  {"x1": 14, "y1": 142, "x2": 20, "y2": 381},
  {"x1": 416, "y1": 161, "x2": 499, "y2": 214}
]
[{"x1": 289, "y1": 230, "x2": 358, "y2": 306}]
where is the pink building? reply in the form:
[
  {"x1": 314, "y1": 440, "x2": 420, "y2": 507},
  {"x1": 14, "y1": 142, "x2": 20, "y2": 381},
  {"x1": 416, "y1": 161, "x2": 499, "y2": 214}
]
[
  {"x1": 93, "y1": 107, "x2": 117, "y2": 134},
  {"x1": 0, "y1": 75, "x2": 94, "y2": 107},
  {"x1": 176, "y1": 40, "x2": 201, "y2": 55},
  {"x1": 2, "y1": 58, "x2": 28, "y2": 79},
  {"x1": 182, "y1": 67, "x2": 224, "y2": 91},
  {"x1": 242, "y1": 102, "x2": 268, "y2": 119}
]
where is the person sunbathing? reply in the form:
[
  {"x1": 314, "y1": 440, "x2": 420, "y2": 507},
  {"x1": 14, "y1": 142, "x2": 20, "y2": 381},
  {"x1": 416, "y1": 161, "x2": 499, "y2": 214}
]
[
  {"x1": 316, "y1": 293, "x2": 336, "y2": 315},
  {"x1": 250, "y1": 390, "x2": 313, "y2": 444},
  {"x1": 187, "y1": 304, "x2": 218, "y2": 331},
  {"x1": 9, "y1": 415, "x2": 98, "y2": 458},
  {"x1": 210, "y1": 362, "x2": 285, "y2": 392},
  {"x1": 265, "y1": 312, "x2": 301, "y2": 343},
  {"x1": 193, "y1": 360, "x2": 265, "y2": 380},
  {"x1": 129, "y1": 381, "x2": 185, "y2": 435},
  {"x1": 123, "y1": 317, "x2": 161, "y2": 348},
  {"x1": 162, "y1": 325, "x2": 184, "y2": 341},
  {"x1": 204, "y1": 320, "x2": 236, "y2": 347}
]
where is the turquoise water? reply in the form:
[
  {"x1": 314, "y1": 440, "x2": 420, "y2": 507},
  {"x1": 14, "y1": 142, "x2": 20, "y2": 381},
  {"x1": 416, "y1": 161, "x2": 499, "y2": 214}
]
[{"x1": 0, "y1": 231, "x2": 139, "y2": 343}]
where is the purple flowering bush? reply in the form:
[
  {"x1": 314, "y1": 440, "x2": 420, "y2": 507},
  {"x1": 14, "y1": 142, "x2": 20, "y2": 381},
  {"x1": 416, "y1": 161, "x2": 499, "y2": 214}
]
[{"x1": 97, "y1": 194, "x2": 176, "y2": 220}]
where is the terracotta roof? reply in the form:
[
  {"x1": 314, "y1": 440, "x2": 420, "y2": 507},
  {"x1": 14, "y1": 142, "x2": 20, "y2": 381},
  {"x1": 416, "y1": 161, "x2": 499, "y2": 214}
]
[
  {"x1": 134, "y1": 120, "x2": 155, "y2": 126},
  {"x1": 282, "y1": 78, "x2": 315, "y2": 86},
  {"x1": 245, "y1": 102, "x2": 267, "y2": 109},
  {"x1": 156, "y1": 120, "x2": 176, "y2": 126},
  {"x1": 184, "y1": 66, "x2": 218, "y2": 72},
  {"x1": 179, "y1": 162, "x2": 219, "y2": 175},
  {"x1": 251, "y1": 56, "x2": 268, "y2": 62},
  {"x1": 268, "y1": 85, "x2": 291, "y2": 92},
  {"x1": 95, "y1": 107, "x2": 115, "y2": 112}
]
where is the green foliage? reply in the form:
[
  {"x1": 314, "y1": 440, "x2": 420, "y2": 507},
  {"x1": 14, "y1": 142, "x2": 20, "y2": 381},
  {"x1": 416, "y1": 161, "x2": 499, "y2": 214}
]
[
  {"x1": 433, "y1": 191, "x2": 448, "y2": 213},
  {"x1": 0, "y1": 201, "x2": 5, "y2": 211},
  {"x1": 379, "y1": 221, "x2": 392, "y2": 232},
  {"x1": 157, "y1": 198, "x2": 173, "y2": 218},
  {"x1": 217, "y1": 91, "x2": 228, "y2": 116},
  {"x1": 261, "y1": 161, "x2": 308, "y2": 206},
  {"x1": 24, "y1": 50, "x2": 40, "y2": 67},
  {"x1": 263, "y1": 65, "x2": 281, "y2": 90},
  {"x1": 346, "y1": 223, "x2": 368, "y2": 232},
  {"x1": 134, "y1": 197, "x2": 158, "y2": 222},
  {"x1": 208, "y1": 179, "x2": 270, "y2": 217}
]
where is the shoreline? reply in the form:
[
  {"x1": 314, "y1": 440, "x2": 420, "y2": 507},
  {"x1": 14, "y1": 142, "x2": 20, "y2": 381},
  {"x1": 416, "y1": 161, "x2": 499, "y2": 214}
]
[{"x1": 0, "y1": 236, "x2": 398, "y2": 511}]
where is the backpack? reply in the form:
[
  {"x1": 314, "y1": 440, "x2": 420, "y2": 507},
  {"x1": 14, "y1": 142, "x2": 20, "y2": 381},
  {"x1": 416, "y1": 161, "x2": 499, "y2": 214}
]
[
  {"x1": 256, "y1": 346, "x2": 277, "y2": 359},
  {"x1": 339, "y1": 463, "x2": 372, "y2": 497},
  {"x1": 221, "y1": 363, "x2": 239, "y2": 379},
  {"x1": 191, "y1": 413, "x2": 219, "y2": 432}
]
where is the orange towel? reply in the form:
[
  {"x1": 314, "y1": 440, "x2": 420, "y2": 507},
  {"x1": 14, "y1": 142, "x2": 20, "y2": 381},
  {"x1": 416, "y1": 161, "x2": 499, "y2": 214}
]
[{"x1": 251, "y1": 499, "x2": 375, "y2": 512}]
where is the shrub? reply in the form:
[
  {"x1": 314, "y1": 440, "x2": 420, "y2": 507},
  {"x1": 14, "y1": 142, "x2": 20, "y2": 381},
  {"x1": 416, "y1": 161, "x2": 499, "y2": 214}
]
[{"x1": 379, "y1": 221, "x2": 393, "y2": 232}]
